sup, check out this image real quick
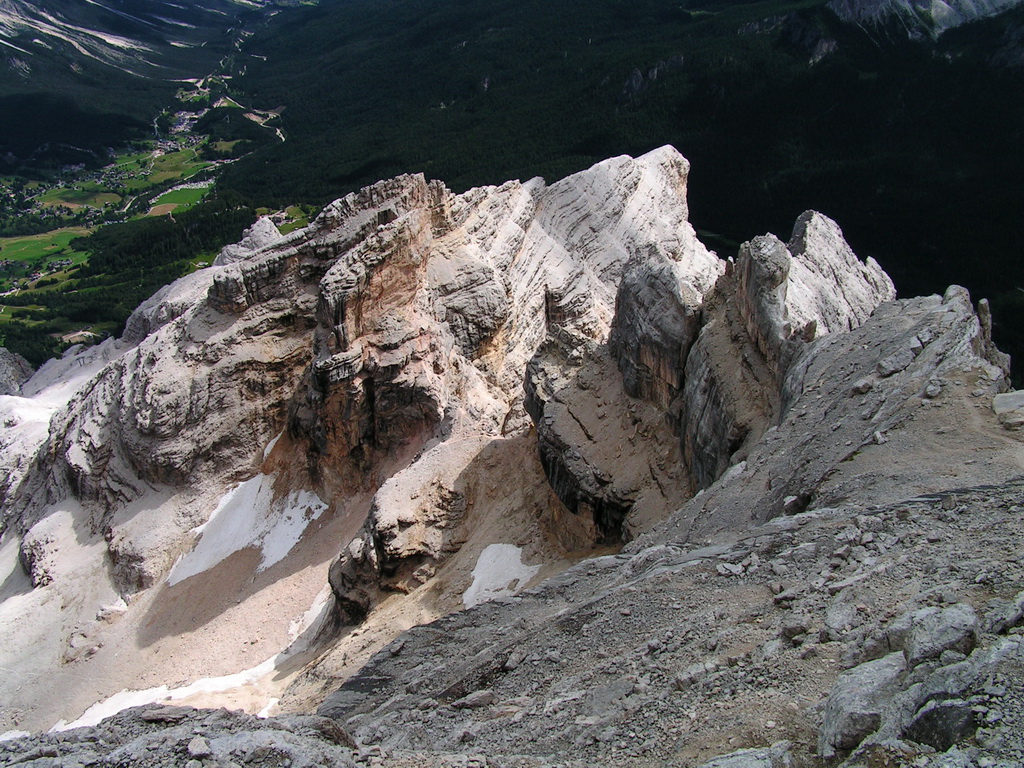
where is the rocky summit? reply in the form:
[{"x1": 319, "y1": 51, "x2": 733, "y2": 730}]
[{"x1": 1, "y1": 147, "x2": 1023, "y2": 767}]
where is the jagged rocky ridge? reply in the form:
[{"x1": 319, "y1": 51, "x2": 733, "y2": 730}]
[
  {"x1": 827, "y1": 0, "x2": 1024, "y2": 37},
  {"x1": 1, "y1": 147, "x2": 1022, "y2": 767}
]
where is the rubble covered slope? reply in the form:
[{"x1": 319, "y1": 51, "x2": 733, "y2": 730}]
[{"x1": 2, "y1": 146, "x2": 1024, "y2": 768}]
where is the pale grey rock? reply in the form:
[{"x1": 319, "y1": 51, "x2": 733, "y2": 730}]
[
  {"x1": 986, "y1": 589, "x2": 1024, "y2": 633},
  {"x1": 994, "y1": 391, "x2": 1024, "y2": 430},
  {"x1": 522, "y1": 339, "x2": 694, "y2": 544},
  {"x1": 677, "y1": 326, "x2": 770, "y2": 490},
  {"x1": 608, "y1": 246, "x2": 706, "y2": 409},
  {"x1": 854, "y1": 636, "x2": 1024, "y2": 760},
  {"x1": 214, "y1": 215, "x2": 284, "y2": 265},
  {"x1": 524, "y1": 350, "x2": 634, "y2": 542},
  {"x1": 120, "y1": 269, "x2": 218, "y2": 346},
  {"x1": 695, "y1": 741, "x2": 793, "y2": 768},
  {"x1": 846, "y1": 610, "x2": 916, "y2": 666},
  {"x1": 786, "y1": 212, "x2": 896, "y2": 333},
  {"x1": 637, "y1": 281, "x2": 1011, "y2": 546},
  {"x1": 0, "y1": 706, "x2": 358, "y2": 767},
  {"x1": 0, "y1": 347, "x2": 32, "y2": 395},
  {"x1": 452, "y1": 690, "x2": 495, "y2": 709},
  {"x1": 877, "y1": 348, "x2": 916, "y2": 377},
  {"x1": 668, "y1": 211, "x2": 894, "y2": 490},
  {"x1": 819, "y1": 652, "x2": 906, "y2": 757},
  {"x1": 428, "y1": 254, "x2": 509, "y2": 357},
  {"x1": 186, "y1": 734, "x2": 211, "y2": 757},
  {"x1": 904, "y1": 604, "x2": 980, "y2": 667},
  {"x1": 734, "y1": 233, "x2": 795, "y2": 377},
  {"x1": 7, "y1": 298, "x2": 313, "y2": 546}
]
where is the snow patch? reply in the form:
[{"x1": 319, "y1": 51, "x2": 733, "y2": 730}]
[
  {"x1": 463, "y1": 544, "x2": 540, "y2": 608},
  {"x1": 262, "y1": 431, "x2": 282, "y2": 460},
  {"x1": 166, "y1": 475, "x2": 326, "y2": 585},
  {"x1": 257, "y1": 698, "x2": 279, "y2": 718},
  {"x1": 259, "y1": 488, "x2": 327, "y2": 571},
  {"x1": 50, "y1": 578, "x2": 328, "y2": 732},
  {"x1": 52, "y1": 655, "x2": 279, "y2": 731}
]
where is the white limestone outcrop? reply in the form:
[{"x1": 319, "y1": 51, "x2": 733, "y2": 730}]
[{"x1": 608, "y1": 208, "x2": 896, "y2": 490}]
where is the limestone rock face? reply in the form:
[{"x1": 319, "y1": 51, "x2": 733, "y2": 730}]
[
  {"x1": 608, "y1": 247, "x2": 706, "y2": 409},
  {"x1": 214, "y1": 216, "x2": 286, "y2": 266},
  {"x1": 0, "y1": 347, "x2": 32, "y2": 395},
  {"x1": 6, "y1": 288, "x2": 313, "y2": 543},
  {"x1": 1, "y1": 145, "x2": 723, "y2": 633},
  {"x1": 608, "y1": 209, "x2": 895, "y2": 491},
  {"x1": 785, "y1": 211, "x2": 895, "y2": 335},
  {"x1": 642, "y1": 283, "x2": 1012, "y2": 546},
  {"x1": 324, "y1": 146, "x2": 719, "y2": 611},
  {"x1": 671, "y1": 212, "x2": 894, "y2": 488},
  {"x1": 524, "y1": 343, "x2": 692, "y2": 543}
]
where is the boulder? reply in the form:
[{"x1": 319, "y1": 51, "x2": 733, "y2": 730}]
[
  {"x1": 993, "y1": 391, "x2": 1024, "y2": 430},
  {"x1": 986, "y1": 589, "x2": 1024, "y2": 634},
  {"x1": 902, "y1": 698, "x2": 976, "y2": 751},
  {"x1": 819, "y1": 652, "x2": 906, "y2": 756},
  {"x1": 905, "y1": 604, "x2": 980, "y2": 667}
]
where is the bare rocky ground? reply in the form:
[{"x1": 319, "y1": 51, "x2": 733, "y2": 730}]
[
  {"x1": 5, "y1": 479, "x2": 1024, "y2": 767},
  {"x1": 316, "y1": 481, "x2": 1024, "y2": 768}
]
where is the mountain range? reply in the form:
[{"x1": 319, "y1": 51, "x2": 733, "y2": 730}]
[
  {"x1": 2, "y1": 148, "x2": 1024, "y2": 766},
  {"x1": 828, "y1": 0, "x2": 1022, "y2": 36}
]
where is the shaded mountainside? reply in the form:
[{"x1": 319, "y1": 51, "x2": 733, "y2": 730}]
[
  {"x1": 214, "y1": 0, "x2": 1024, "y2": 379},
  {"x1": 0, "y1": 0, "x2": 283, "y2": 166},
  {"x1": 0, "y1": 0, "x2": 268, "y2": 76},
  {"x1": 1, "y1": 150, "x2": 1024, "y2": 767}
]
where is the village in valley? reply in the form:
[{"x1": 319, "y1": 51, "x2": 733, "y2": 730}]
[{"x1": 0, "y1": 79, "x2": 304, "y2": 358}]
